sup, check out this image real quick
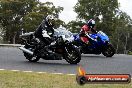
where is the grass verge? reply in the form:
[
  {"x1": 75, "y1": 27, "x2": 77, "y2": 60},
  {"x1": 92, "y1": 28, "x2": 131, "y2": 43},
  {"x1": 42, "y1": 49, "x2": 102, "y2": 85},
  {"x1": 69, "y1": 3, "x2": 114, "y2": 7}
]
[
  {"x1": 128, "y1": 51, "x2": 132, "y2": 55},
  {"x1": 0, "y1": 70, "x2": 131, "y2": 88}
]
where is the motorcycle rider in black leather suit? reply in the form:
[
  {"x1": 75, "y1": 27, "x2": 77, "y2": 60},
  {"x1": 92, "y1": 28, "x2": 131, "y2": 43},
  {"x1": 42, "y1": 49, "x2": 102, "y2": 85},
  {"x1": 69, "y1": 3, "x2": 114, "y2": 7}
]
[{"x1": 34, "y1": 15, "x2": 56, "y2": 53}]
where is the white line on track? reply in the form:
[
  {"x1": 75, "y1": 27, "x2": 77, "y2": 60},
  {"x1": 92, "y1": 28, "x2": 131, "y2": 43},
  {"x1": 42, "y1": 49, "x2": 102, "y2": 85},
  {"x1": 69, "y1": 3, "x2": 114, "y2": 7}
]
[
  {"x1": 11, "y1": 70, "x2": 20, "y2": 72},
  {"x1": 0, "y1": 68, "x2": 76, "y2": 76},
  {"x1": 36, "y1": 72, "x2": 47, "y2": 74},
  {"x1": 67, "y1": 74, "x2": 76, "y2": 76},
  {"x1": 51, "y1": 73, "x2": 63, "y2": 75},
  {"x1": 23, "y1": 71, "x2": 33, "y2": 73},
  {"x1": 0, "y1": 69, "x2": 5, "y2": 70}
]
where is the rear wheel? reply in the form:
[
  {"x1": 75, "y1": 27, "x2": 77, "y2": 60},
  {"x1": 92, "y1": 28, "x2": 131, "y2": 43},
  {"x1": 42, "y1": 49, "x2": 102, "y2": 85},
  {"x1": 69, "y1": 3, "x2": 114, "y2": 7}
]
[
  {"x1": 102, "y1": 44, "x2": 115, "y2": 57},
  {"x1": 64, "y1": 46, "x2": 81, "y2": 64},
  {"x1": 23, "y1": 45, "x2": 40, "y2": 62}
]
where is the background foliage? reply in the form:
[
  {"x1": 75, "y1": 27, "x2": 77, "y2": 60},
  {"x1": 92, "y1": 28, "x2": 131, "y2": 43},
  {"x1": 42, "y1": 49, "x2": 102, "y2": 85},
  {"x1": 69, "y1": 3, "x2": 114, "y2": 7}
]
[{"x1": 0, "y1": 0, "x2": 65, "y2": 43}]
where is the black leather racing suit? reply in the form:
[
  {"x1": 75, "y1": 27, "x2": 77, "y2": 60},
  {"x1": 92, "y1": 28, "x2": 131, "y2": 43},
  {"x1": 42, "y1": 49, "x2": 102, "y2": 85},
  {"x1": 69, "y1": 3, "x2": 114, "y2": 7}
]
[{"x1": 34, "y1": 18, "x2": 54, "y2": 45}]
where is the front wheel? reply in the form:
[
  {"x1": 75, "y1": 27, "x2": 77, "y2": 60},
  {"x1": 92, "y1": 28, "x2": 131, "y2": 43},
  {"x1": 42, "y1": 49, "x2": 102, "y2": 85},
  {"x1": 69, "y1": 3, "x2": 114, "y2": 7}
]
[
  {"x1": 64, "y1": 46, "x2": 81, "y2": 64},
  {"x1": 102, "y1": 44, "x2": 115, "y2": 57}
]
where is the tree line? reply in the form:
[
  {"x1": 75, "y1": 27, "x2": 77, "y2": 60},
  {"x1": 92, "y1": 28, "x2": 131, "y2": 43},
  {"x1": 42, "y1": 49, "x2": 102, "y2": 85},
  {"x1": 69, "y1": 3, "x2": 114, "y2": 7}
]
[
  {"x1": 0, "y1": 0, "x2": 132, "y2": 54},
  {"x1": 0, "y1": 0, "x2": 65, "y2": 44}
]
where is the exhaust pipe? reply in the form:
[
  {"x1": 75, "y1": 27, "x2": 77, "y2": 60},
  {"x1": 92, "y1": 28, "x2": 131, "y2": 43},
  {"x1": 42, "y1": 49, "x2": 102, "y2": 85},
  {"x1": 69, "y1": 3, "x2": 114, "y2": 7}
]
[{"x1": 19, "y1": 47, "x2": 33, "y2": 55}]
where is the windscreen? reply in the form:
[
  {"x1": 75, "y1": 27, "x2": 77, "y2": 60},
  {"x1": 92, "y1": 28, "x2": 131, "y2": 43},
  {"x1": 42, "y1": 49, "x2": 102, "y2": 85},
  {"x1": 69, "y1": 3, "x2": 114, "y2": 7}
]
[{"x1": 54, "y1": 28, "x2": 73, "y2": 38}]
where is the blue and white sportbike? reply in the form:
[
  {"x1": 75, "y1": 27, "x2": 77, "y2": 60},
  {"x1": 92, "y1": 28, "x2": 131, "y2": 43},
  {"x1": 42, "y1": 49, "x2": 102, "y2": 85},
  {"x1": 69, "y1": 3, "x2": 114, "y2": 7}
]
[{"x1": 73, "y1": 31, "x2": 115, "y2": 57}]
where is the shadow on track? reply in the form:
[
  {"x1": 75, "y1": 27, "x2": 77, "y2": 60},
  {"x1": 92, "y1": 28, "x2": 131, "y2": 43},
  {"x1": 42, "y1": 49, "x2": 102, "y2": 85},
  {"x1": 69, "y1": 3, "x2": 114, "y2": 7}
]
[
  {"x1": 21, "y1": 60, "x2": 79, "y2": 67},
  {"x1": 81, "y1": 54, "x2": 115, "y2": 59}
]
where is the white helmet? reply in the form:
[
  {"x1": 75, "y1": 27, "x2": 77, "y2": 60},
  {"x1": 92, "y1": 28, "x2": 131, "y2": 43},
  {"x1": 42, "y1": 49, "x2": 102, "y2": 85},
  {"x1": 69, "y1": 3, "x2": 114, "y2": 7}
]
[{"x1": 46, "y1": 15, "x2": 55, "y2": 26}]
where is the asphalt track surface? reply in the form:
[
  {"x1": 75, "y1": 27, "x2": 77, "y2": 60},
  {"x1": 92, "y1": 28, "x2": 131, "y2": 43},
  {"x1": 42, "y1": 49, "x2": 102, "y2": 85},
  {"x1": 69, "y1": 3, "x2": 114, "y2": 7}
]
[{"x1": 0, "y1": 47, "x2": 132, "y2": 75}]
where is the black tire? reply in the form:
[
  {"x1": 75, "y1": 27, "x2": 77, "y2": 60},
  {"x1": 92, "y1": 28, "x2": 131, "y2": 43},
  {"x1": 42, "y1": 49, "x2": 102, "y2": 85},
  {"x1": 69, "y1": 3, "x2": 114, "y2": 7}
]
[
  {"x1": 102, "y1": 44, "x2": 115, "y2": 57},
  {"x1": 64, "y1": 46, "x2": 81, "y2": 64},
  {"x1": 23, "y1": 45, "x2": 40, "y2": 62}
]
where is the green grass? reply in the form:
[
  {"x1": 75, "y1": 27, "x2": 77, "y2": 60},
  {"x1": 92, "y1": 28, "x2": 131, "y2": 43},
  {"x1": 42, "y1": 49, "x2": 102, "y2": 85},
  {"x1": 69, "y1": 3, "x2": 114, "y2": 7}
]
[
  {"x1": 0, "y1": 70, "x2": 131, "y2": 88},
  {"x1": 128, "y1": 51, "x2": 132, "y2": 55}
]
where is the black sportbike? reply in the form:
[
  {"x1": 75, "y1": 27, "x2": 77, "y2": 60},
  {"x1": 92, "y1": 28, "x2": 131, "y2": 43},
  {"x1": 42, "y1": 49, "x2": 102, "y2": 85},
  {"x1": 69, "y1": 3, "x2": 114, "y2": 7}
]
[{"x1": 19, "y1": 28, "x2": 81, "y2": 64}]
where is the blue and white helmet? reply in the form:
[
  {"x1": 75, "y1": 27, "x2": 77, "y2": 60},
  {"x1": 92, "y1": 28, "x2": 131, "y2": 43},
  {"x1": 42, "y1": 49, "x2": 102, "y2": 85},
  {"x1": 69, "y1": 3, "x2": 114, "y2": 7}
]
[{"x1": 87, "y1": 19, "x2": 95, "y2": 29}]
